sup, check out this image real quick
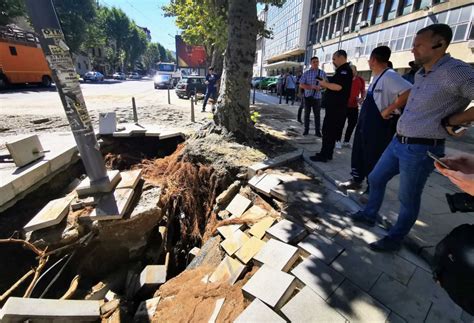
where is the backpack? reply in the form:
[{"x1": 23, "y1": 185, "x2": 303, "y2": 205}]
[{"x1": 433, "y1": 224, "x2": 474, "y2": 315}]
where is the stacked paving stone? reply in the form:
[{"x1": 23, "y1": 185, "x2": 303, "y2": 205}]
[{"x1": 213, "y1": 153, "x2": 473, "y2": 322}]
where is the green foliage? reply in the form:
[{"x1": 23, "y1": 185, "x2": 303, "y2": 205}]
[
  {"x1": 143, "y1": 42, "x2": 161, "y2": 72},
  {"x1": 250, "y1": 111, "x2": 261, "y2": 124},
  {"x1": 124, "y1": 22, "x2": 148, "y2": 69},
  {"x1": 0, "y1": 0, "x2": 26, "y2": 25}
]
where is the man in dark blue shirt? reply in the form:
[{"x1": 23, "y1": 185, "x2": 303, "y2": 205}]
[{"x1": 202, "y1": 67, "x2": 220, "y2": 112}]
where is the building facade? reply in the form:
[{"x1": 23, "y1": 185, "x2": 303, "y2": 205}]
[
  {"x1": 306, "y1": 0, "x2": 473, "y2": 77},
  {"x1": 260, "y1": 0, "x2": 312, "y2": 76},
  {"x1": 253, "y1": 8, "x2": 268, "y2": 77}
]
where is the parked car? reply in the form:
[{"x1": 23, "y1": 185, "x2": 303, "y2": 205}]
[
  {"x1": 154, "y1": 74, "x2": 172, "y2": 89},
  {"x1": 84, "y1": 71, "x2": 104, "y2": 82},
  {"x1": 260, "y1": 76, "x2": 279, "y2": 92},
  {"x1": 175, "y1": 76, "x2": 206, "y2": 99},
  {"x1": 251, "y1": 76, "x2": 265, "y2": 88},
  {"x1": 113, "y1": 72, "x2": 126, "y2": 80},
  {"x1": 128, "y1": 72, "x2": 141, "y2": 80}
]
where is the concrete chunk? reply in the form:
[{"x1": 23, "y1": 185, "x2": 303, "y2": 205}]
[
  {"x1": 220, "y1": 229, "x2": 249, "y2": 256},
  {"x1": 242, "y1": 264, "x2": 296, "y2": 309},
  {"x1": 253, "y1": 238, "x2": 299, "y2": 272},
  {"x1": 266, "y1": 219, "x2": 307, "y2": 244},
  {"x1": 298, "y1": 233, "x2": 345, "y2": 264},
  {"x1": 76, "y1": 169, "x2": 121, "y2": 197},
  {"x1": 139, "y1": 265, "x2": 167, "y2": 293},
  {"x1": 6, "y1": 134, "x2": 45, "y2": 167},
  {"x1": 0, "y1": 297, "x2": 100, "y2": 322},
  {"x1": 116, "y1": 169, "x2": 142, "y2": 189},
  {"x1": 248, "y1": 173, "x2": 267, "y2": 190},
  {"x1": 247, "y1": 149, "x2": 303, "y2": 178},
  {"x1": 291, "y1": 255, "x2": 344, "y2": 300},
  {"x1": 225, "y1": 194, "x2": 252, "y2": 217},
  {"x1": 134, "y1": 297, "x2": 161, "y2": 322},
  {"x1": 281, "y1": 286, "x2": 347, "y2": 323},
  {"x1": 209, "y1": 255, "x2": 246, "y2": 285},
  {"x1": 216, "y1": 181, "x2": 241, "y2": 206},
  {"x1": 240, "y1": 205, "x2": 268, "y2": 221},
  {"x1": 216, "y1": 222, "x2": 244, "y2": 239},
  {"x1": 235, "y1": 236, "x2": 266, "y2": 264},
  {"x1": 234, "y1": 298, "x2": 285, "y2": 323},
  {"x1": 254, "y1": 174, "x2": 282, "y2": 197},
  {"x1": 248, "y1": 216, "x2": 275, "y2": 239},
  {"x1": 23, "y1": 194, "x2": 74, "y2": 232},
  {"x1": 88, "y1": 188, "x2": 135, "y2": 220}
]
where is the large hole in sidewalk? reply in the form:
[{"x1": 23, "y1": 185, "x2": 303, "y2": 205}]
[{"x1": 0, "y1": 134, "x2": 227, "y2": 306}]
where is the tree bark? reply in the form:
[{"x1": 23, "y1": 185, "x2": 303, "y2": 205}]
[
  {"x1": 210, "y1": 46, "x2": 224, "y2": 75},
  {"x1": 214, "y1": 0, "x2": 257, "y2": 140}
]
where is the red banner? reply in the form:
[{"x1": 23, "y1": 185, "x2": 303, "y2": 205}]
[{"x1": 175, "y1": 35, "x2": 206, "y2": 68}]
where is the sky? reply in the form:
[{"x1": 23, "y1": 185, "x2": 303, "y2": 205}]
[{"x1": 99, "y1": 0, "x2": 178, "y2": 51}]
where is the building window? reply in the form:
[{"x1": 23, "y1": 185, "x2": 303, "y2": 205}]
[
  {"x1": 448, "y1": 6, "x2": 473, "y2": 43},
  {"x1": 402, "y1": 0, "x2": 414, "y2": 15},
  {"x1": 9, "y1": 46, "x2": 17, "y2": 55},
  {"x1": 374, "y1": 0, "x2": 385, "y2": 24},
  {"x1": 388, "y1": 0, "x2": 399, "y2": 20},
  {"x1": 367, "y1": 0, "x2": 375, "y2": 24}
]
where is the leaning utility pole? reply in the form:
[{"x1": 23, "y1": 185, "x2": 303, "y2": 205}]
[{"x1": 25, "y1": 0, "x2": 114, "y2": 193}]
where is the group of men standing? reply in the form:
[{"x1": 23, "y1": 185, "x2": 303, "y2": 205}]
[{"x1": 299, "y1": 23, "x2": 474, "y2": 253}]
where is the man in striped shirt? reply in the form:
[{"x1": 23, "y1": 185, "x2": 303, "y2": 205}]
[{"x1": 351, "y1": 24, "x2": 474, "y2": 252}]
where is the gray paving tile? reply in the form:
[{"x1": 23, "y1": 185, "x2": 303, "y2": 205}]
[
  {"x1": 369, "y1": 273, "x2": 431, "y2": 322},
  {"x1": 291, "y1": 255, "x2": 344, "y2": 300},
  {"x1": 298, "y1": 232, "x2": 344, "y2": 264},
  {"x1": 253, "y1": 238, "x2": 299, "y2": 272},
  {"x1": 234, "y1": 298, "x2": 286, "y2": 323},
  {"x1": 266, "y1": 219, "x2": 307, "y2": 244},
  {"x1": 281, "y1": 286, "x2": 347, "y2": 323},
  {"x1": 328, "y1": 279, "x2": 390, "y2": 322},
  {"x1": 386, "y1": 311, "x2": 407, "y2": 323}
]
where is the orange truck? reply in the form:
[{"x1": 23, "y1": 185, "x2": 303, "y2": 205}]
[{"x1": 0, "y1": 26, "x2": 52, "y2": 89}]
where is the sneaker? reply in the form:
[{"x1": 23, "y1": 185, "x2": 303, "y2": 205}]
[
  {"x1": 342, "y1": 142, "x2": 352, "y2": 148},
  {"x1": 335, "y1": 141, "x2": 342, "y2": 149},
  {"x1": 339, "y1": 179, "x2": 362, "y2": 191},
  {"x1": 309, "y1": 153, "x2": 328, "y2": 163},
  {"x1": 369, "y1": 237, "x2": 401, "y2": 252},
  {"x1": 315, "y1": 131, "x2": 322, "y2": 137},
  {"x1": 350, "y1": 211, "x2": 376, "y2": 227}
]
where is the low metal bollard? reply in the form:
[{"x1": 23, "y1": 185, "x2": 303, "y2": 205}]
[
  {"x1": 132, "y1": 97, "x2": 138, "y2": 123},
  {"x1": 167, "y1": 84, "x2": 171, "y2": 105},
  {"x1": 190, "y1": 95, "x2": 195, "y2": 122},
  {"x1": 252, "y1": 86, "x2": 256, "y2": 105}
]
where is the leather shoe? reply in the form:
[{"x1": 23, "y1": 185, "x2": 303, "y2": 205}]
[
  {"x1": 350, "y1": 211, "x2": 375, "y2": 227},
  {"x1": 369, "y1": 237, "x2": 401, "y2": 252},
  {"x1": 309, "y1": 153, "x2": 328, "y2": 162},
  {"x1": 315, "y1": 131, "x2": 322, "y2": 137},
  {"x1": 303, "y1": 130, "x2": 309, "y2": 136},
  {"x1": 339, "y1": 179, "x2": 363, "y2": 190}
]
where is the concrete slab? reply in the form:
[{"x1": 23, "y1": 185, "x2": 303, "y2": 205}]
[
  {"x1": 240, "y1": 205, "x2": 268, "y2": 221},
  {"x1": 88, "y1": 188, "x2": 135, "y2": 220},
  {"x1": 270, "y1": 183, "x2": 289, "y2": 202},
  {"x1": 116, "y1": 169, "x2": 142, "y2": 189},
  {"x1": 247, "y1": 149, "x2": 303, "y2": 178},
  {"x1": 248, "y1": 173, "x2": 267, "y2": 190},
  {"x1": 220, "y1": 229, "x2": 250, "y2": 256},
  {"x1": 291, "y1": 255, "x2": 345, "y2": 300},
  {"x1": 99, "y1": 112, "x2": 117, "y2": 134},
  {"x1": 297, "y1": 232, "x2": 345, "y2": 264},
  {"x1": 235, "y1": 236, "x2": 266, "y2": 264},
  {"x1": 209, "y1": 255, "x2": 246, "y2": 285},
  {"x1": 139, "y1": 265, "x2": 167, "y2": 293},
  {"x1": 216, "y1": 222, "x2": 244, "y2": 239},
  {"x1": 23, "y1": 194, "x2": 74, "y2": 232},
  {"x1": 76, "y1": 169, "x2": 122, "y2": 198},
  {"x1": 266, "y1": 219, "x2": 307, "y2": 244},
  {"x1": 225, "y1": 194, "x2": 252, "y2": 217},
  {"x1": 0, "y1": 297, "x2": 100, "y2": 322},
  {"x1": 112, "y1": 124, "x2": 147, "y2": 137},
  {"x1": 254, "y1": 174, "x2": 282, "y2": 197},
  {"x1": 134, "y1": 297, "x2": 161, "y2": 322},
  {"x1": 157, "y1": 129, "x2": 185, "y2": 140},
  {"x1": 208, "y1": 298, "x2": 225, "y2": 323},
  {"x1": 369, "y1": 273, "x2": 431, "y2": 322},
  {"x1": 6, "y1": 134, "x2": 45, "y2": 167},
  {"x1": 253, "y1": 238, "x2": 299, "y2": 272},
  {"x1": 248, "y1": 216, "x2": 276, "y2": 239},
  {"x1": 328, "y1": 280, "x2": 390, "y2": 322},
  {"x1": 281, "y1": 286, "x2": 347, "y2": 323},
  {"x1": 242, "y1": 264, "x2": 296, "y2": 309},
  {"x1": 234, "y1": 298, "x2": 286, "y2": 323}
]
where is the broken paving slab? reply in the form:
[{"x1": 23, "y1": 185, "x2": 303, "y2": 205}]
[
  {"x1": 23, "y1": 194, "x2": 75, "y2": 232},
  {"x1": 139, "y1": 265, "x2": 167, "y2": 294},
  {"x1": 281, "y1": 286, "x2": 347, "y2": 323},
  {"x1": 248, "y1": 173, "x2": 267, "y2": 190},
  {"x1": 291, "y1": 255, "x2": 344, "y2": 300},
  {"x1": 216, "y1": 221, "x2": 244, "y2": 239},
  {"x1": 253, "y1": 238, "x2": 299, "y2": 272},
  {"x1": 240, "y1": 204, "x2": 268, "y2": 221},
  {"x1": 5, "y1": 134, "x2": 45, "y2": 167},
  {"x1": 254, "y1": 174, "x2": 282, "y2": 197},
  {"x1": 247, "y1": 149, "x2": 303, "y2": 178},
  {"x1": 116, "y1": 169, "x2": 142, "y2": 189},
  {"x1": 266, "y1": 219, "x2": 307, "y2": 244},
  {"x1": 234, "y1": 236, "x2": 266, "y2": 264},
  {"x1": 248, "y1": 216, "x2": 276, "y2": 239},
  {"x1": 225, "y1": 194, "x2": 252, "y2": 217},
  {"x1": 134, "y1": 297, "x2": 161, "y2": 322},
  {"x1": 76, "y1": 169, "x2": 122, "y2": 197},
  {"x1": 220, "y1": 229, "x2": 250, "y2": 256},
  {"x1": 209, "y1": 255, "x2": 246, "y2": 285},
  {"x1": 0, "y1": 297, "x2": 100, "y2": 322},
  {"x1": 234, "y1": 298, "x2": 286, "y2": 323},
  {"x1": 242, "y1": 264, "x2": 296, "y2": 309},
  {"x1": 297, "y1": 232, "x2": 345, "y2": 265},
  {"x1": 87, "y1": 188, "x2": 135, "y2": 221}
]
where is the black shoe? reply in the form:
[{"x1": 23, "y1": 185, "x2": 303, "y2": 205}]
[
  {"x1": 350, "y1": 211, "x2": 376, "y2": 227},
  {"x1": 303, "y1": 131, "x2": 309, "y2": 136},
  {"x1": 309, "y1": 153, "x2": 328, "y2": 162},
  {"x1": 201, "y1": 109, "x2": 206, "y2": 112},
  {"x1": 297, "y1": 119, "x2": 302, "y2": 124},
  {"x1": 369, "y1": 237, "x2": 401, "y2": 252},
  {"x1": 339, "y1": 179, "x2": 363, "y2": 191},
  {"x1": 315, "y1": 131, "x2": 322, "y2": 137}
]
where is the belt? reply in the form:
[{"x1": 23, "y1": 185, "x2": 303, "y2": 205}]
[{"x1": 396, "y1": 134, "x2": 445, "y2": 146}]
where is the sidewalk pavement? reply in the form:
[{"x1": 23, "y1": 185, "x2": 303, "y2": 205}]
[{"x1": 253, "y1": 90, "x2": 474, "y2": 263}]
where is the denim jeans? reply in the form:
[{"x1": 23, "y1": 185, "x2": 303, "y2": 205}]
[
  {"x1": 363, "y1": 137, "x2": 444, "y2": 242},
  {"x1": 203, "y1": 88, "x2": 217, "y2": 110}
]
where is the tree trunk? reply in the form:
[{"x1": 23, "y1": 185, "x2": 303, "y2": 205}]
[
  {"x1": 214, "y1": 0, "x2": 257, "y2": 140},
  {"x1": 210, "y1": 46, "x2": 224, "y2": 75}
]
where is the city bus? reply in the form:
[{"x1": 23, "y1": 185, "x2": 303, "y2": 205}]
[{"x1": 0, "y1": 26, "x2": 52, "y2": 89}]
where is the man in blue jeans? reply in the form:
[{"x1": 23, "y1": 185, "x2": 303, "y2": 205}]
[
  {"x1": 202, "y1": 67, "x2": 220, "y2": 112},
  {"x1": 351, "y1": 23, "x2": 474, "y2": 252}
]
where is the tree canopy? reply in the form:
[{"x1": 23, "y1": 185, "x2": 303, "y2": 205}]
[{"x1": 0, "y1": 0, "x2": 25, "y2": 25}]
